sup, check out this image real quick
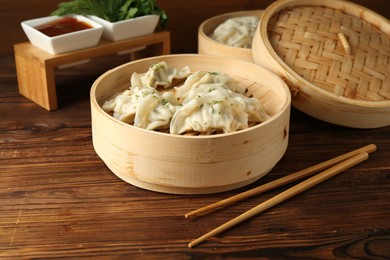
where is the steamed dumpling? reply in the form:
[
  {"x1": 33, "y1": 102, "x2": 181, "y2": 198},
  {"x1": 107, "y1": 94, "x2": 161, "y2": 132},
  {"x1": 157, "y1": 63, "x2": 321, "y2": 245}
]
[
  {"x1": 101, "y1": 88, "x2": 142, "y2": 124},
  {"x1": 134, "y1": 91, "x2": 180, "y2": 130},
  {"x1": 102, "y1": 86, "x2": 180, "y2": 130},
  {"x1": 170, "y1": 82, "x2": 269, "y2": 135},
  {"x1": 131, "y1": 61, "x2": 191, "y2": 89},
  {"x1": 211, "y1": 16, "x2": 259, "y2": 48},
  {"x1": 175, "y1": 71, "x2": 244, "y2": 100}
]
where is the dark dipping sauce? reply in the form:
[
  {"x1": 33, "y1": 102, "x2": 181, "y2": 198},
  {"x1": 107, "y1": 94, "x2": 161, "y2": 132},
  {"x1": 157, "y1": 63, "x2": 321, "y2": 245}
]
[{"x1": 35, "y1": 17, "x2": 93, "y2": 37}]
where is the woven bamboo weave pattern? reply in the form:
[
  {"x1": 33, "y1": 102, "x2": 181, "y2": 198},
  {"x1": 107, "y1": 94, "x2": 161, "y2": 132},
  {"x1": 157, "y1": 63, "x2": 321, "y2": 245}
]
[{"x1": 267, "y1": 6, "x2": 390, "y2": 101}]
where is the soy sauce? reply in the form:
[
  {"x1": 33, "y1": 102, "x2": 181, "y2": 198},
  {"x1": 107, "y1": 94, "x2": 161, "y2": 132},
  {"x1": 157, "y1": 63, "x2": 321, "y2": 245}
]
[{"x1": 35, "y1": 17, "x2": 93, "y2": 37}]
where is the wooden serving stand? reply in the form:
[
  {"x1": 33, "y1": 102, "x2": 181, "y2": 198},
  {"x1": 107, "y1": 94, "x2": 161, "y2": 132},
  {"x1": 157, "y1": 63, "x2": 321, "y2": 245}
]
[{"x1": 14, "y1": 31, "x2": 170, "y2": 111}]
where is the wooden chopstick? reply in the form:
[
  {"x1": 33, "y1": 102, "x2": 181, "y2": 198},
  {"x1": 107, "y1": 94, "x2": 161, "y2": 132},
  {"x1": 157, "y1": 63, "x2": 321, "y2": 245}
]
[
  {"x1": 188, "y1": 151, "x2": 371, "y2": 248},
  {"x1": 185, "y1": 144, "x2": 376, "y2": 218}
]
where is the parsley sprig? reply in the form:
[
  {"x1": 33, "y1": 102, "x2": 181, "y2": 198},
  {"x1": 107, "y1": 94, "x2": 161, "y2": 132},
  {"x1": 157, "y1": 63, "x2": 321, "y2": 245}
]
[{"x1": 51, "y1": 0, "x2": 167, "y2": 27}]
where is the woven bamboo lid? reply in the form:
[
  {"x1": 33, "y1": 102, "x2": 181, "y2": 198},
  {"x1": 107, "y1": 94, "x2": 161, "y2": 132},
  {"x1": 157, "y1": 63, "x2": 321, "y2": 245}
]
[{"x1": 253, "y1": 0, "x2": 390, "y2": 128}]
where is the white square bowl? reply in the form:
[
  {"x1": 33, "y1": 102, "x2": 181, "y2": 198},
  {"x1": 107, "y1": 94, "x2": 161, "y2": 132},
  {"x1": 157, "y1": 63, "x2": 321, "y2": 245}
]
[
  {"x1": 88, "y1": 14, "x2": 159, "y2": 41},
  {"x1": 21, "y1": 15, "x2": 104, "y2": 54}
]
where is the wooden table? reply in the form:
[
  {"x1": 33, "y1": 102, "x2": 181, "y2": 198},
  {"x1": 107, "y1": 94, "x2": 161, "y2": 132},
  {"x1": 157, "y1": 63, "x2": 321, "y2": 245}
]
[{"x1": 1, "y1": 54, "x2": 389, "y2": 259}]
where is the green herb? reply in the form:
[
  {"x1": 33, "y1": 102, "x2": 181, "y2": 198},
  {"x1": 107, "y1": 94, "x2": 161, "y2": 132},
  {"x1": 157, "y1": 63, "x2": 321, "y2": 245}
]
[
  {"x1": 51, "y1": 0, "x2": 168, "y2": 27},
  {"x1": 151, "y1": 63, "x2": 164, "y2": 70}
]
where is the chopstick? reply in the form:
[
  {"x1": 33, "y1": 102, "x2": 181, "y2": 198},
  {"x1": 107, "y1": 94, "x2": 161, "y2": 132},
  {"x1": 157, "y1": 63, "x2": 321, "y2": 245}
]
[
  {"x1": 188, "y1": 151, "x2": 371, "y2": 248},
  {"x1": 185, "y1": 144, "x2": 377, "y2": 219}
]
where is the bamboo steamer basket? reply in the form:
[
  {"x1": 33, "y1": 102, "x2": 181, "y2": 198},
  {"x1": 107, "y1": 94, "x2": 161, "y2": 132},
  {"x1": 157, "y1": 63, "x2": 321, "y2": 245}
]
[
  {"x1": 252, "y1": 0, "x2": 390, "y2": 128},
  {"x1": 198, "y1": 10, "x2": 264, "y2": 62},
  {"x1": 91, "y1": 54, "x2": 291, "y2": 194}
]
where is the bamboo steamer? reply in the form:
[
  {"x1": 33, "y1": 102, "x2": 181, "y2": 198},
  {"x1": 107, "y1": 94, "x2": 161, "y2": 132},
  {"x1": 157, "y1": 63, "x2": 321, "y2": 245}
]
[
  {"x1": 91, "y1": 54, "x2": 291, "y2": 194},
  {"x1": 198, "y1": 10, "x2": 264, "y2": 62},
  {"x1": 252, "y1": 0, "x2": 390, "y2": 128}
]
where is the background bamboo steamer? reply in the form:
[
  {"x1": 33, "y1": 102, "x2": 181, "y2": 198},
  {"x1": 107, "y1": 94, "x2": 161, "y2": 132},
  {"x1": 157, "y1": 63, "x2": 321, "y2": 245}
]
[
  {"x1": 252, "y1": 0, "x2": 390, "y2": 128},
  {"x1": 91, "y1": 54, "x2": 291, "y2": 194},
  {"x1": 198, "y1": 10, "x2": 264, "y2": 62}
]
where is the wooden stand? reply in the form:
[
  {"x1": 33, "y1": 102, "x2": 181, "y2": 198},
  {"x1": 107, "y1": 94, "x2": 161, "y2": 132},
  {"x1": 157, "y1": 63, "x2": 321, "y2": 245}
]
[{"x1": 14, "y1": 31, "x2": 170, "y2": 111}]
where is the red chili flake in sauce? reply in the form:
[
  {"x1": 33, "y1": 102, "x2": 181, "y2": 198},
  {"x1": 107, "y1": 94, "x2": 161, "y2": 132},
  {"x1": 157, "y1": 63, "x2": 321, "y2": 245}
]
[{"x1": 35, "y1": 17, "x2": 93, "y2": 37}]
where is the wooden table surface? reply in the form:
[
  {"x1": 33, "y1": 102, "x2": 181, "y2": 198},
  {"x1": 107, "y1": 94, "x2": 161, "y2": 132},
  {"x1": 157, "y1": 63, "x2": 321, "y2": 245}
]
[{"x1": 1, "y1": 54, "x2": 389, "y2": 259}]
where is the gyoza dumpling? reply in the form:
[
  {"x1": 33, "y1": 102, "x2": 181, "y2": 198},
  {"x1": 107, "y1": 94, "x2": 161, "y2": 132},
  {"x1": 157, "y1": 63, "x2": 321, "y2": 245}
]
[
  {"x1": 102, "y1": 86, "x2": 180, "y2": 130},
  {"x1": 101, "y1": 88, "x2": 145, "y2": 124},
  {"x1": 131, "y1": 61, "x2": 191, "y2": 89},
  {"x1": 170, "y1": 83, "x2": 269, "y2": 135},
  {"x1": 175, "y1": 71, "x2": 244, "y2": 100},
  {"x1": 211, "y1": 16, "x2": 260, "y2": 48},
  {"x1": 134, "y1": 91, "x2": 180, "y2": 130}
]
